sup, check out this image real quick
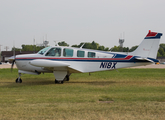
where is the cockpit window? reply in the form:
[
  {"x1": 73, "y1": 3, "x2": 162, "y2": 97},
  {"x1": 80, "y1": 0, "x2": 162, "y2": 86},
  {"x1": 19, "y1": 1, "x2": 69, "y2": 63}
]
[
  {"x1": 38, "y1": 47, "x2": 51, "y2": 55},
  {"x1": 45, "y1": 47, "x2": 61, "y2": 57}
]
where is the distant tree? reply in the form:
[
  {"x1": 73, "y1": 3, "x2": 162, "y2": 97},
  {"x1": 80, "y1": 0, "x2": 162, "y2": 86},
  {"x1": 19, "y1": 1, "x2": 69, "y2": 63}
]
[
  {"x1": 91, "y1": 41, "x2": 98, "y2": 49},
  {"x1": 98, "y1": 46, "x2": 105, "y2": 51},
  {"x1": 71, "y1": 45, "x2": 78, "y2": 48},
  {"x1": 123, "y1": 47, "x2": 129, "y2": 52},
  {"x1": 21, "y1": 44, "x2": 44, "y2": 52},
  {"x1": 159, "y1": 44, "x2": 165, "y2": 51},
  {"x1": 72, "y1": 41, "x2": 110, "y2": 51},
  {"x1": 109, "y1": 46, "x2": 129, "y2": 52},
  {"x1": 104, "y1": 47, "x2": 109, "y2": 51},
  {"x1": 110, "y1": 46, "x2": 120, "y2": 52},
  {"x1": 129, "y1": 45, "x2": 138, "y2": 52},
  {"x1": 11, "y1": 47, "x2": 22, "y2": 51},
  {"x1": 82, "y1": 41, "x2": 107, "y2": 50},
  {"x1": 72, "y1": 42, "x2": 85, "y2": 48},
  {"x1": 158, "y1": 47, "x2": 165, "y2": 57},
  {"x1": 157, "y1": 52, "x2": 162, "y2": 57},
  {"x1": 58, "y1": 41, "x2": 69, "y2": 46},
  {"x1": 158, "y1": 44, "x2": 165, "y2": 57},
  {"x1": 83, "y1": 43, "x2": 92, "y2": 49}
]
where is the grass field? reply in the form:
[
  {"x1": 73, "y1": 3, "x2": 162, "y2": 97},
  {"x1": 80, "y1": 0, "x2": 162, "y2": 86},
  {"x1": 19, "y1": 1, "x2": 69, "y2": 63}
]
[{"x1": 0, "y1": 68, "x2": 165, "y2": 120}]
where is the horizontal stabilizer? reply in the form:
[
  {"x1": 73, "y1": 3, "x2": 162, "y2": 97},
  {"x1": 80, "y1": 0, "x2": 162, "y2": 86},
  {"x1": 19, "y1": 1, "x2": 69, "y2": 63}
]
[{"x1": 135, "y1": 57, "x2": 154, "y2": 63}]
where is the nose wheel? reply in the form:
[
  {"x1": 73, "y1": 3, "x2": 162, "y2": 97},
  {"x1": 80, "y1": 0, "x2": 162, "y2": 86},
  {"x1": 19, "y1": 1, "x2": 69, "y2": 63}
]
[
  {"x1": 16, "y1": 73, "x2": 22, "y2": 83},
  {"x1": 16, "y1": 78, "x2": 22, "y2": 83}
]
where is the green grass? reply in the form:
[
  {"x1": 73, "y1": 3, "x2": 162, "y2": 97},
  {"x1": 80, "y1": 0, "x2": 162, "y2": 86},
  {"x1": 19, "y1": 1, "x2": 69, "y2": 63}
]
[{"x1": 0, "y1": 68, "x2": 165, "y2": 119}]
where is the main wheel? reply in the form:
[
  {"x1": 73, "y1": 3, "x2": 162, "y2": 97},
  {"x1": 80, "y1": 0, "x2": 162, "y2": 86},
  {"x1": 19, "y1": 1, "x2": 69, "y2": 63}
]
[
  {"x1": 64, "y1": 75, "x2": 69, "y2": 81},
  {"x1": 55, "y1": 79, "x2": 64, "y2": 84},
  {"x1": 61, "y1": 81, "x2": 64, "y2": 84},
  {"x1": 55, "y1": 79, "x2": 58, "y2": 84},
  {"x1": 16, "y1": 78, "x2": 22, "y2": 83},
  {"x1": 66, "y1": 75, "x2": 69, "y2": 81}
]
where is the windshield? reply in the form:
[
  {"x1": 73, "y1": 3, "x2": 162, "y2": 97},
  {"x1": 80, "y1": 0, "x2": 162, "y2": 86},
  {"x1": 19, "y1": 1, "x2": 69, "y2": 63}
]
[{"x1": 38, "y1": 47, "x2": 51, "y2": 55}]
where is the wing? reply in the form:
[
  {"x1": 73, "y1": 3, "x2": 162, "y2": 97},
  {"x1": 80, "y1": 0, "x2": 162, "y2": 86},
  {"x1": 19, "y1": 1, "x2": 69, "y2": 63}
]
[
  {"x1": 29, "y1": 59, "x2": 69, "y2": 67},
  {"x1": 29, "y1": 59, "x2": 82, "y2": 73}
]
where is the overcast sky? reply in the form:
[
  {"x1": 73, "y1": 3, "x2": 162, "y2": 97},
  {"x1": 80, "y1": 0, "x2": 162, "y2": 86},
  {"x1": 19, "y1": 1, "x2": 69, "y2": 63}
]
[{"x1": 0, "y1": 0, "x2": 165, "y2": 51}]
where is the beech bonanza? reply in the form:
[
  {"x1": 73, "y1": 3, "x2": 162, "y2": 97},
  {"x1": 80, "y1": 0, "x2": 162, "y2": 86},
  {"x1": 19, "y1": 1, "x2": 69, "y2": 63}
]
[{"x1": 10, "y1": 30, "x2": 163, "y2": 84}]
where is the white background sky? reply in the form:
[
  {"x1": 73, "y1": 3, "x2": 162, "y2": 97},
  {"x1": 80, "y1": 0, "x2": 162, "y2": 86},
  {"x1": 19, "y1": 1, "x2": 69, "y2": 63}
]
[{"x1": 0, "y1": 0, "x2": 165, "y2": 51}]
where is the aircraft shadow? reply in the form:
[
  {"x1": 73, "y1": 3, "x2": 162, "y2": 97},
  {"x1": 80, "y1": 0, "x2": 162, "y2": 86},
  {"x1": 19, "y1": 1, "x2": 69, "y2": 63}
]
[
  {"x1": 1, "y1": 80, "x2": 116, "y2": 88},
  {"x1": 65, "y1": 80, "x2": 116, "y2": 85}
]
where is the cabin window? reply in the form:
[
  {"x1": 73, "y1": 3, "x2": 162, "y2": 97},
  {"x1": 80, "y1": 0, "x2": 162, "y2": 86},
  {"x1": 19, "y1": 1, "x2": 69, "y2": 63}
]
[
  {"x1": 88, "y1": 52, "x2": 95, "y2": 58},
  {"x1": 63, "y1": 48, "x2": 73, "y2": 57},
  {"x1": 77, "y1": 50, "x2": 85, "y2": 57},
  {"x1": 45, "y1": 48, "x2": 61, "y2": 57}
]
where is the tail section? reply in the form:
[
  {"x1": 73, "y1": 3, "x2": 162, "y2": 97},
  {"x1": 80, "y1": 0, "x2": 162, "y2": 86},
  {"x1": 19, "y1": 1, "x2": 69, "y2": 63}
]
[{"x1": 130, "y1": 30, "x2": 163, "y2": 59}]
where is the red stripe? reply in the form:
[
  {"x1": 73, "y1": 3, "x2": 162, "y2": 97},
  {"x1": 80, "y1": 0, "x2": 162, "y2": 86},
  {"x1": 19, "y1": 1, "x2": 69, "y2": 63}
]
[
  {"x1": 125, "y1": 55, "x2": 133, "y2": 59},
  {"x1": 16, "y1": 55, "x2": 133, "y2": 61}
]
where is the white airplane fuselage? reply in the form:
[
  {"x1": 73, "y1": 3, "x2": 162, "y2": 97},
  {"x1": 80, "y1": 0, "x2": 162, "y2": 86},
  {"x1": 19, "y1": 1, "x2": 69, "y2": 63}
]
[{"x1": 15, "y1": 47, "x2": 155, "y2": 73}]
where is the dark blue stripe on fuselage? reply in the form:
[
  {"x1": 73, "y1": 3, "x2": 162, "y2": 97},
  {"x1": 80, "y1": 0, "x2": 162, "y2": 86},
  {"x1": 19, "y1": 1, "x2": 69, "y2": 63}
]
[
  {"x1": 15, "y1": 56, "x2": 158, "y2": 63},
  {"x1": 113, "y1": 54, "x2": 127, "y2": 58}
]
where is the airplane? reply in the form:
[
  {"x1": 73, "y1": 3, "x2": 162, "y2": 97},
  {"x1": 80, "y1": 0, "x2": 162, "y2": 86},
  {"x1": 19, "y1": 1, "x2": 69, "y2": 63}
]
[{"x1": 9, "y1": 30, "x2": 163, "y2": 84}]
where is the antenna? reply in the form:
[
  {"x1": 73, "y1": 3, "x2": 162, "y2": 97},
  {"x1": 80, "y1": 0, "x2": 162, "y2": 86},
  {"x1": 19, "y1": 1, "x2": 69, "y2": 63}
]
[
  {"x1": 4, "y1": 46, "x2": 9, "y2": 51},
  {"x1": 80, "y1": 43, "x2": 85, "y2": 49},
  {"x1": 54, "y1": 41, "x2": 59, "y2": 46}
]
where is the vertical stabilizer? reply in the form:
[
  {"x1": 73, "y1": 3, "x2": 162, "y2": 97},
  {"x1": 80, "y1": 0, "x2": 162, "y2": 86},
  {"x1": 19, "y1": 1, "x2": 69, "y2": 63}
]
[{"x1": 130, "y1": 30, "x2": 163, "y2": 59}]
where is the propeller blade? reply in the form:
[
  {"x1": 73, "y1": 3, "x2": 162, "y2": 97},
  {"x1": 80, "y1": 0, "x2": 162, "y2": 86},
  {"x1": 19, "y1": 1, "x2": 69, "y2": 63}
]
[
  {"x1": 11, "y1": 60, "x2": 15, "y2": 72},
  {"x1": 11, "y1": 44, "x2": 16, "y2": 72}
]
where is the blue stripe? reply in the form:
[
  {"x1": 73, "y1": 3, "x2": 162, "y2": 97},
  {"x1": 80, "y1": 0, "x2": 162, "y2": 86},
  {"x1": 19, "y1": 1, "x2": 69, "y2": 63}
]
[
  {"x1": 114, "y1": 54, "x2": 127, "y2": 58},
  {"x1": 16, "y1": 57, "x2": 158, "y2": 63},
  {"x1": 147, "y1": 58, "x2": 159, "y2": 62}
]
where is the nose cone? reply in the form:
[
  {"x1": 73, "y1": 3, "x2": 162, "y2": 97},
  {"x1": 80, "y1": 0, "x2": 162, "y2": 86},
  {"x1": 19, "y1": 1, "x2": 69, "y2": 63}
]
[{"x1": 8, "y1": 56, "x2": 15, "y2": 61}]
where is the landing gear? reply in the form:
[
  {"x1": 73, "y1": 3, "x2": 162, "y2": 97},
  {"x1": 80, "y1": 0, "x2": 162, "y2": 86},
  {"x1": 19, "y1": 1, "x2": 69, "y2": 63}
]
[
  {"x1": 64, "y1": 75, "x2": 69, "y2": 81},
  {"x1": 55, "y1": 79, "x2": 64, "y2": 84},
  {"x1": 65, "y1": 75, "x2": 69, "y2": 81},
  {"x1": 53, "y1": 71, "x2": 70, "y2": 84},
  {"x1": 16, "y1": 73, "x2": 22, "y2": 83},
  {"x1": 16, "y1": 78, "x2": 22, "y2": 83},
  {"x1": 54, "y1": 75, "x2": 70, "y2": 84}
]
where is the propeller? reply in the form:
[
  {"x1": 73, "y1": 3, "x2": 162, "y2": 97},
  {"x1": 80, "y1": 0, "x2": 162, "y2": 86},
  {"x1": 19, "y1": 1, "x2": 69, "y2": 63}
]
[
  {"x1": 10, "y1": 44, "x2": 16, "y2": 72},
  {"x1": 11, "y1": 59, "x2": 15, "y2": 72}
]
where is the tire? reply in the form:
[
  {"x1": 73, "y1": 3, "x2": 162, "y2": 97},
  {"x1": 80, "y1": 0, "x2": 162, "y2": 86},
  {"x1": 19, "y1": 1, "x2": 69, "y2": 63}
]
[{"x1": 16, "y1": 78, "x2": 22, "y2": 83}]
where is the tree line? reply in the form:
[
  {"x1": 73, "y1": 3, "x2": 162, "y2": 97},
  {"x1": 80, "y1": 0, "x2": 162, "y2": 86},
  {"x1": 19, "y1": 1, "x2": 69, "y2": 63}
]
[{"x1": 11, "y1": 41, "x2": 165, "y2": 57}]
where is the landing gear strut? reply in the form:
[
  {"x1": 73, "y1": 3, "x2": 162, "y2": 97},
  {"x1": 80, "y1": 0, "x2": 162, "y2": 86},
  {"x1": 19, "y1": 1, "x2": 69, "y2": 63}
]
[
  {"x1": 54, "y1": 75, "x2": 70, "y2": 84},
  {"x1": 16, "y1": 73, "x2": 22, "y2": 83}
]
